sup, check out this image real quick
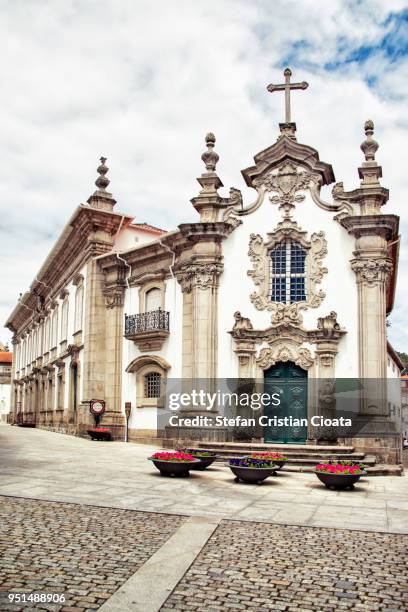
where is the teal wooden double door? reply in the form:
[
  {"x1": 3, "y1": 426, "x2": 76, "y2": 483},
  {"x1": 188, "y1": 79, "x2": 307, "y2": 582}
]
[{"x1": 264, "y1": 362, "x2": 307, "y2": 444}]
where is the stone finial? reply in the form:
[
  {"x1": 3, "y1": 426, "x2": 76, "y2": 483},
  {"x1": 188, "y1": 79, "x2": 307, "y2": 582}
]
[
  {"x1": 95, "y1": 156, "x2": 110, "y2": 190},
  {"x1": 358, "y1": 119, "x2": 384, "y2": 189},
  {"x1": 201, "y1": 133, "x2": 219, "y2": 172},
  {"x1": 360, "y1": 119, "x2": 379, "y2": 162},
  {"x1": 191, "y1": 132, "x2": 223, "y2": 221},
  {"x1": 87, "y1": 156, "x2": 116, "y2": 211}
]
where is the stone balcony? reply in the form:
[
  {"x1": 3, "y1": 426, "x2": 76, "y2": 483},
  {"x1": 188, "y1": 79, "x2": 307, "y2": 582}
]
[{"x1": 124, "y1": 309, "x2": 170, "y2": 352}]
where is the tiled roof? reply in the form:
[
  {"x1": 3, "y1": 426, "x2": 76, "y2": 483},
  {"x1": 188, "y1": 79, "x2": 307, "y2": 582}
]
[
  {"x1": 131, "y1": 222, "x2": 165, "y2": 234},
  {"x1": 0, "y1": 352, "x2": 12, "y2": 363}
]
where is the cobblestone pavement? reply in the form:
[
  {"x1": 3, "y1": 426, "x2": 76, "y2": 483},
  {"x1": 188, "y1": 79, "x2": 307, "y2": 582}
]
[
  {"x1": 161, "y1": 520, "x2": 408, "y2": 612},
  {"x1": 0, "y1": 496, "x2": 185, "y2": 612}
]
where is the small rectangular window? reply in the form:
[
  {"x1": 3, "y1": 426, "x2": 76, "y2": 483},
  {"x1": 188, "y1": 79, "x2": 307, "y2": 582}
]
[{"x1": 144, "y1": 372, "x2": 161, "y2": 398}]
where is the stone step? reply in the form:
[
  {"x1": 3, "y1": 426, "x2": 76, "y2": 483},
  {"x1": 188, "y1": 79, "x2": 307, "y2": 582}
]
[
  {"x1": 279, "y1": 464, "x2": 403, "y2": 477},
  {"x1": 195, "y1": 441, "x2": 356, "y2": 453},
  {"x1": 208, "y1": 455, "x2": 376, "y2": 466},
  {"x1": 236, "y1": 456, "x2": 374, "y2": 466},
  {"x1": 190, "y1": 447, "x2": 367, "y2": 460}
]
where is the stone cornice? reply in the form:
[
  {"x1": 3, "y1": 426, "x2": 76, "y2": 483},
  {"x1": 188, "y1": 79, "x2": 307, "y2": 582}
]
[
  {"x1": 5, "y1": 205, "x2": 134, "y2": 335},
  {"x1": 230, "y1": 312, "x2": 346, "y2": 345},
  {"x1": 340, "y1": 214, "x2": 399, "y2": 314},
  {"x1": 178, "y1": 221, "x2": 237, "y2": 244},
  {"x1": 340, "y1": 214, "x2": 398, "y2": 240},
  {"x1": 241, "y1": 135, "x2": 335, "y2": 188},
  {"x1": 113, "y1": 222, "x2": 235, "y2": 287}
]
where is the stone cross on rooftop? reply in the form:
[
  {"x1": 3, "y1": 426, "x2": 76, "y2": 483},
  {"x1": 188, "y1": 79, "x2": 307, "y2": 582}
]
[{"x1": 267, "y1": 67, "x2": 308, "y2": 124}]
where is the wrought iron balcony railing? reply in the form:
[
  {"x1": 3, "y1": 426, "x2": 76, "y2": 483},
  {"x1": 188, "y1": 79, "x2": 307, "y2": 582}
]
[{"x1": 124, "y1": 309, "x2": 170, "y2": 336}]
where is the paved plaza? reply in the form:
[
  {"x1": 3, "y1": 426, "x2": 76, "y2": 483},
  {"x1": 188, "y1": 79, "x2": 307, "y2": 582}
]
[{"x1": 1, "y1": 425, "x2": 408, "y2": 611}]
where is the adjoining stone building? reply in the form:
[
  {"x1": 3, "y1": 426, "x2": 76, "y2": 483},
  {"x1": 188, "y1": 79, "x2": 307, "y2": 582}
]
[
  {"x1": 0, "y1": 343, "x2": 12, "y2": 423},
  {"x1": 5, "y1": 70, "x2": 403, "y2": 463}
]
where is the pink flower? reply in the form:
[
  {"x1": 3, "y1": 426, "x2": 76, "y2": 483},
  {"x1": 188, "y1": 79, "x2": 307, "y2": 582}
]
[{"x1": 316, "y1": 462, "x2": 363, "y2": 475}]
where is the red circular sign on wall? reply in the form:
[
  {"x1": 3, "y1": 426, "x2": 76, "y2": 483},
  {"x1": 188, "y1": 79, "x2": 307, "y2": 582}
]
[{"x1": 90, "y1": 400, "x2": 106, "y2": 416}]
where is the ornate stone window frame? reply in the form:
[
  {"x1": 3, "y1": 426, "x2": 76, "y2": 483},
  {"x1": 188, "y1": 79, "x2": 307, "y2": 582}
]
[
  {"x1": 126, "y1": 355, "x2": 170, "y2": 410},
  {"x1": 138, "y1": 280, "x2": 166, "y2": 313},
  {"x1": 247, "y1": 219, "x2": 327, "y2": 324},
  {"x1": 59, "y1": 291, "x2": 69, "y2": 346},
  {"x1": 73, "y1": 276, "x2": 84, "y2": 336}
]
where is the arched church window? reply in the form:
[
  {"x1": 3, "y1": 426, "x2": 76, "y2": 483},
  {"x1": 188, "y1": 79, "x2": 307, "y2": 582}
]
[
  {"x1": 51, "y1": 308, "x2": 58, "y2": 348},
  {"x1": 269, "y1": 240, "x2": 307, "y2": 304},
  {"x1": 144, "y1": 372, "x2": 161, "y2": 398},
  {"x1": 145, "y1": 287, "x2": 161, "y2": 312}
]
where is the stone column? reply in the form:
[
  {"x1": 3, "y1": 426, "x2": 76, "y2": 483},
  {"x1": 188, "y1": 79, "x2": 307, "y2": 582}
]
[
  {"x1": 10, "y1": 335, "x2": 19, "y2": 422},
  {"x1": 351, "y1": 255, "x2": 392, "y2": 415},
  {"x1": 81, "y1": 258, "x2": 107, "y2": 434},
  {"x1": 99, "y1": 256, "x2": 127, "y2": 439},
  {"x1": 178, "y1": 259, "x2": 223, "y2": 380},
  {"x1": 340, "y1": 121, "x2": 396, "y2": 416},
  {"x1": 175, "y1": 255, "x2": 224, "y2": 440},
  {"x1": 337, "y1": 121, "x2": 401, "y2": 462}
]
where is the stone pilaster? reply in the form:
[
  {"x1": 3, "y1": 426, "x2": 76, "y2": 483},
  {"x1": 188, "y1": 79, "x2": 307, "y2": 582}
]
[
  {"x1": 314, "y1": 340, "x2": 338, "y2": 440},
  {"x1": 233, "y1": 339, "x2": 257, "y2": 379},
  {"x1": 82, "y1": 260, "x2": 106, "y2": 401},
  {"x1": 10, "y1": 335, "x2": 19, "y2": 422},
  {"x1": 351, "y1": 256, "x2": 392, "y2": 416},
  {"x1": 177, "y1": 260, "x2": 223, "y2": 381},
  {"x1": 174, "y1": 235, "x2": 225, "y2": 440},
  {"x1": 339, "y1": 121, "x2": 398, "y2": 417},
  {"x1": 97, "y1": 255, "x2": 127, "y2": 439}
]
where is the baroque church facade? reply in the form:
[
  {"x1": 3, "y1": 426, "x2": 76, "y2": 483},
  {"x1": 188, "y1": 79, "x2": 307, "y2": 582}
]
[{"x1": 6, "y1": 70, "x2": 402, "y2": 463}]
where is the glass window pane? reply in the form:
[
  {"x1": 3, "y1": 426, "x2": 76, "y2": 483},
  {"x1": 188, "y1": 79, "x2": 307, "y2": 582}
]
[
  {"x1": 144, "y1": 372, "x2": 161, "y2": 398},
  {"x1": 270, "y1": 240, "x2": 307, "y2": 304}
]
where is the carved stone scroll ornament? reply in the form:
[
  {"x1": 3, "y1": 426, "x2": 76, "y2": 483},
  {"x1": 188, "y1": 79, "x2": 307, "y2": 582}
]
[
  {"x1": 253, "y1": 162, "x2": 315, "y2": 218},
  {"x1": 104, "y1": 287, "x2": 125, "y2": 309},
  {"x1": 307, "y1": 177, "x2": 353, "y2": 218},
  {"x1": 256, "y1": 345, "x2": 314, "y2": 370},
  {"x1": 350, "y1": 258, "x2": 393, "y2": 286},
  {"x1": 232, "y1": 311, "x2": 253, "y2": 337},
  {"x1": 175, "y1": 262, "x2": 223, "y2": 294},
  {"x1": 316, "y1": 311, "x2": 340, "y2": 337},
  {"x1": 247, "y1": 221, "x2": 328, "y2": 325}
]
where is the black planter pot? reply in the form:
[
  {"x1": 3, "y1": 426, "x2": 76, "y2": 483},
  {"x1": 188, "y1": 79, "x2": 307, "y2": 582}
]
[
  {"x1": 272, "y1": 460, "x2": 287, "y2": 471},
  {"x1": 191, "y1": 456, "x2": 217, "y2": 470},
  {"x1": 149, "y1": 458, "x2": 200, "y2": 477},
  {"x1": 315, "y1": 470, "x2": 366, "y2": 490},
  {"x1": 87, "y1": 429, "x2": 112, "y2": 441},
  {"x1": 229, "y1": 465, "x2": 276, "y2": 484}
]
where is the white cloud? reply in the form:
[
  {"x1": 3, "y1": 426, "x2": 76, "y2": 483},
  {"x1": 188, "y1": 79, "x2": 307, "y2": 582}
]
[{"x1": 0, "y1": 0, "x2": 407, "y2": 352}]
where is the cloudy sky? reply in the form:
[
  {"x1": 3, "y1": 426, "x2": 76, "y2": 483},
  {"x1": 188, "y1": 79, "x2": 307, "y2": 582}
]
[{"x1": 0, "y1": 0, "x2": 407, "y2": 351}]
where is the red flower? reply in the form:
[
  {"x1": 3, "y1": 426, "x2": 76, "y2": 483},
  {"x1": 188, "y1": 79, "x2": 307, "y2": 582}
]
[
  {"x1": 150, "y1": 451, "x2": 195, "y2": 462},
  {"x1": 251, "y1": 452, "x2": 288, "y2": 461}
]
